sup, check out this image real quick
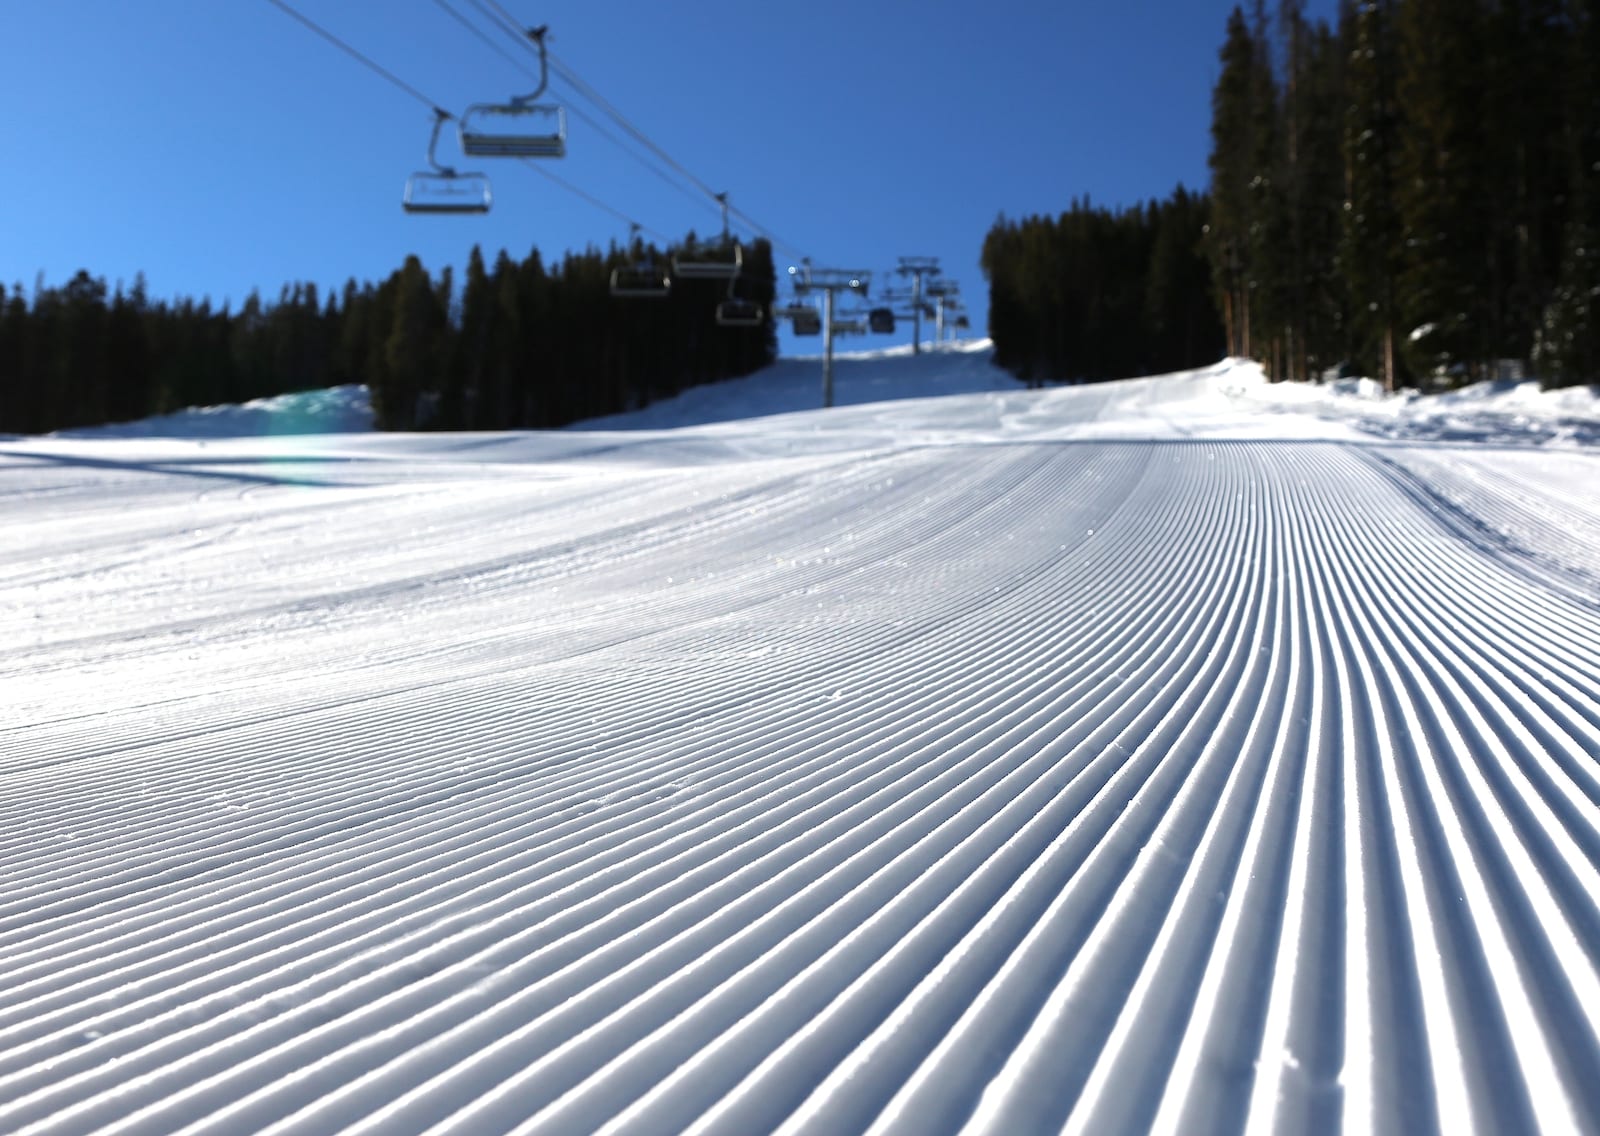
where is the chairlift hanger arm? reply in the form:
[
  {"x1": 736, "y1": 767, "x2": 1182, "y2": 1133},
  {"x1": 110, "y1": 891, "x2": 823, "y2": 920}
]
[
  {"x1": 423, "y1": 106, "x2": 457, "y2": 172},
  {"x1": 404, "y1": 106, "x2": 491, "y2": 213},
  {"x1": 511, "y1": 24, "x2": 551, "y2": 104}
]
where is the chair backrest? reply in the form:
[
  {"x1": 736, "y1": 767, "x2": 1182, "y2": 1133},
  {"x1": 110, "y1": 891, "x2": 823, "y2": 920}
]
[{"x1": 403, "y1": 171, "x2": 491, "y2": 214}]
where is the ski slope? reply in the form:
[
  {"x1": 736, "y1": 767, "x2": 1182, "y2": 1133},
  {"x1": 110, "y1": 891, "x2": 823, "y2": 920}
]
[{"x1": 3, "y1": 344, "x2": 1600, "y2": 1134}]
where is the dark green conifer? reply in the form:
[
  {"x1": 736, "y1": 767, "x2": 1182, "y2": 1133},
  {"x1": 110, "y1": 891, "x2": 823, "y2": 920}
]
[
  {"x1": 1342, "y1": 0, "x2": 1404, "y2": 388},
  {"x1": 1394, "y1": 0, "x2": 1491, "y2": 383}
]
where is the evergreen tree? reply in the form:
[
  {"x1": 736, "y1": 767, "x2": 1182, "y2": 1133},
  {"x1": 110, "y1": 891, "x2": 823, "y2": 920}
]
[
  {"x1": 1299, "y1": 16, "x2": 1351, "y2": 377},
  {"x1": 1482, "y1": 0, "x2": 1570, "y2": 367},
  {"x1": 443, "y1": 245, "x2": 492, "y2": 429},
  {"x1": 983, "y1": 192, "x2": 1225, "y2": 384},
  {"x1": 1243, "y1": 0, "x2": 1291, "y2": 378},
  {"x1": 377, "y1": 256, "x2": 445, "y2": 430},
  {"x1": 57, "y1": 271, "x2": 111, "y2": 428},
  {"x1": 0, "y1": 285, "x2": 27, "y2": 433},
  {"x1": 1341, "y1": 0, "x2": 1405, "y2": 388},
  {"x1": 1394, "y1": 0, "x2": 1492, "y2": 383},
  {"x1": 477, "y1": 251, "x2": 522, "y2": 430},
  {"x1": 105, "y1": 280, "x2": 154, "y2": 424},
  {"x1": 1146, "y1": 188, "x2": 1227, "y2": 373},
  {"x1": 1207, "y1": 7, "x2": 1262, "y2": 357},
  {"x1": 1537, "y1": 0, "x2": 1600, "y2": 384}
]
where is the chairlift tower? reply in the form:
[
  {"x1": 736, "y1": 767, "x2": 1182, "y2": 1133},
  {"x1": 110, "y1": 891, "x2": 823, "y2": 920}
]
[
  {"x1": 926, "y1": 278, "x2": 962, "y2": 343},
  {"x1": 895, "y1": 257, "x2": 941, "y2": 355},
  {"x1": 787, "y1": 260, "x2": 872, "y2": 408}
]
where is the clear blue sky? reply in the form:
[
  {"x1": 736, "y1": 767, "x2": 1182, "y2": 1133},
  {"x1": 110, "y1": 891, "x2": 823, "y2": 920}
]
[{"x1": 3, "y1": 1, "x2": 1338, "y2": 357}]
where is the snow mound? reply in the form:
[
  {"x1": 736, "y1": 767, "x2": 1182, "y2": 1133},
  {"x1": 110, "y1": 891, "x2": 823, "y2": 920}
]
[{"x1": 51, "y1": 384, "x2": 375, "y2": 439}]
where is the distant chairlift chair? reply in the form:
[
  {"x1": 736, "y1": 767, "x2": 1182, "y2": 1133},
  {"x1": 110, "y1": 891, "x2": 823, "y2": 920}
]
[
  {"x1": 458, "y1": 26, "x2": 567, "y2": 159},
  {"x1": 716, "y1": 275, "x2": 764, "y2": 327},
  {"x1": 611, "y1": 224, "x2": 671, "y2": 298},
  {"x1": 673, "y1": 192, "x2": 744, "y2": 279},
  {"x1": 774, "y1": 300, "x2": 821, "y2": 336},
  {"x1": 611, "y1": 263, "x2": 671, "y2": 298},
  {"x1": 403, "y1": 108, "x2": 491, "y2": 214},
  {"x1": 868, "y1": 307, "x2": 895, "y2": 334},
  {"x1": 791, "y1": 308, "x2": 822, "y2": 335}
]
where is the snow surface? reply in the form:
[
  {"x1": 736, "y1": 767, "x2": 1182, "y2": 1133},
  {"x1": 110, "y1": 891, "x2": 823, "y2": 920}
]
[{"x1": 4, "y1": 342, "x2": 1600, "y2": 1134}]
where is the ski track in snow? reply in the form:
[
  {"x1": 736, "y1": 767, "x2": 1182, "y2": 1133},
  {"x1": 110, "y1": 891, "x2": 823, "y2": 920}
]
[{"x1": 3, "y1": 353, "x2": 1600, "y2": 1134}]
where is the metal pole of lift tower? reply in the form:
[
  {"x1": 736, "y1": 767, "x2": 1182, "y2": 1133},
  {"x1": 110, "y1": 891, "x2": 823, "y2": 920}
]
[
  {"x1": 896, "y1": 257, "x2": 941, "y2": 355},
  {"x1": 927, "y1": 278, "x2": 961, "y2": 345},
  {"x1": 788, "y1": 264, "x2": 871, "y2": 408},
  {"x1": 822, "y1": 287, "x2": 835, "y2": 408}
]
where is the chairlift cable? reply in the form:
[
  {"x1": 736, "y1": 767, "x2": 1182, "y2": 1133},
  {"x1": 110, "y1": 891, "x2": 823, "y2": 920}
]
[
  {"x1": 433, "y1": 0, "x2": 719, "y2": 227},
  {"x1": 545, "y1": 53, "x2": 813, "y2": 259},
  {"x1": 436, "y1": 5, "x2": 717, "y2": 218},
  {"x1": 261, "y1": 0, "x2": 445, "y2": 115},
  {"x1": 427, "y1": 0, "x2": 533, "y2": 77},
  {"x1": 466, "y1": 1, "x2": 735, "y2": 212},
  {"x1": 264, "y1": 0, "x2": 663, "y2": 236},
  {"x1": 545, "y1": 56, "x2": 722, "y2": 204},
  {"x1": 471, "y1": 0, "x2": 815, "y2": 262},
  {"x1": 267, "y1": 0, "x2": 811, "y2": 268},
  {"x1": 725, "y1": 204, "x2": 807, "y2": 264},
  {"x1": 461, "y1": 0, "x2": 534, "y2": 47},
  {"x1": 521, "y1": 161, "x2": 668, "y2": 242},
  {"x1": 562, "y1": 106, "x2": 719, "y2": 216}
]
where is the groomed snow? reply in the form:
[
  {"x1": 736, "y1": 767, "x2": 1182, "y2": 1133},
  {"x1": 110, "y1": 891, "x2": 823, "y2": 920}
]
[{"x1": 3, "y1": 343, "x2": 1599, "y2": 1134}]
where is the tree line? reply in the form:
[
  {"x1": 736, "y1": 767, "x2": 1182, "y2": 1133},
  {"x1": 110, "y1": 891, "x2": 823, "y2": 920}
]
[
  {"x1": 983, "y1": 0, "x2": 1599, "y2": 392},
  {"x1": 0, "y1": 236, "x2": 776, "y2": 435},
  {"x1": 981, "y1": 189, "x2": 1226, "y2": 385},
  {"x1": 1207, "y1": 0, "x2": 1597, "y2": 389}
]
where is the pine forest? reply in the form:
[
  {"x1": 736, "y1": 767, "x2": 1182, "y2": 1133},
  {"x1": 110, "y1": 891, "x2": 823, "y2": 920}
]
[
  {"x1": 982, "y1": 0, "x2": 1600, "y2": 391},
  {"x1": 0, "y1": 238, "x2": 776, "y2": 436}
]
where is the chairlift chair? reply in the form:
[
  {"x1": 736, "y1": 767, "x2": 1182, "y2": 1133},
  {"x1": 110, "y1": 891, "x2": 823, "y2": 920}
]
[
  {"x1": 716, "y1": 297, "x2": 763, "y2": 326},
  {"x1": 611, "y1": 265, "x2": 671, "y2": 298},
  {"x1": 610, "y1": 223, "x2": 671, "y2": 298},
  {"x1": 403, "y1": 109, "x2": 491, "y2": 214},
  {"x1": 458, "y1": 26, "x2": 567, "y2": 158},
  {"x1": 404, "y1": 173, "x2": 492, "y2": 214},
  {"x1": 674, "y1": 237, "x2": 743, "y2": 280},
  {"x1": 716, "y1": 274, "x2": 764, "y2": 327},
  {"x1": 673, "y1": 192, "x2": 744, "y2": 279},
  {"x1": 459, "y1": 103, "x2": 566, "y2": 158},
  {"x1": 867, "y1": 307, "x2": 895, "y2": 334},
  {"x1": 773, "y1": 300, "x2": 821, "y2": 335}
]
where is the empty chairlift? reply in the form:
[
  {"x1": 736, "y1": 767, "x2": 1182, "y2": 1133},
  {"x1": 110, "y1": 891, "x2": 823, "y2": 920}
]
[
  {"x1": 716, "y1": 276, "x2": 764, "y2": 327},
  {"x1": 717, "y1": 298, "x2": 762, "y2": 326},
  {"x1": 611, "y1": 263, "x2": 670, "y2": 298},
  {"x1": 774, "y1": 300, "x2": 821, "y2": 336},
  {"x1": 792, "y1": 308, "x2": 822, "y2": 335},
  {"x1": 458, "y1": 26, "x2": 567, "y2": 159},
  {"x1": 867, "y1": 307, "x2": 895, "y2": 334},
  {"x1": 403, "y1": 109, "x2": 491, "y2": 214},
  {"x1": 611, "y1": 225, "x2": 671, "y2": 298},
  {"x1": 673, "y1": 193, "x2": 743, "y2": 279}
]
